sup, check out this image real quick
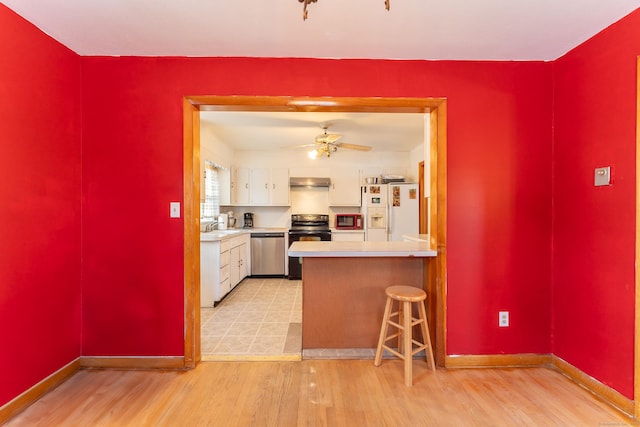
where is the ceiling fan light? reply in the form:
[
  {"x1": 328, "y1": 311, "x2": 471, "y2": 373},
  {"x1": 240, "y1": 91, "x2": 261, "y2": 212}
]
[{"x1": 308, "y1": 149, "x2": 319, "y2": 159}]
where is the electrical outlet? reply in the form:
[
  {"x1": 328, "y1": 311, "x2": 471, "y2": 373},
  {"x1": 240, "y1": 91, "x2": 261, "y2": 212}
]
[{"x1": 499, "y1": 311, "x2": 509, "y2": 327}]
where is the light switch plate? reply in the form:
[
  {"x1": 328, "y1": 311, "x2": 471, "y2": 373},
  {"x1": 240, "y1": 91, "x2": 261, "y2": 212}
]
[
  {"x1": 170, "y1": 202, "x2": 181, "y2": 218},
  {"x1": 594, "y1": 166, "x2": 611, "y2": 187}
]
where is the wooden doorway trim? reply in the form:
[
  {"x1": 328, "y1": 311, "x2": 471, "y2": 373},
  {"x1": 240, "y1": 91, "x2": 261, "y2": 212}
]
[
  {"x1": 634, "y1": 57, "x2": 640, "y2": 419},
  {"x1": 183, "y1": 98, "x2": 200, "y2": 368},
  {"x1": 182, "y1": 96, "x2": 448, "y2": 366},
  {"x1": 418, "y1": 161, "x2": 427, "y2": 233}
]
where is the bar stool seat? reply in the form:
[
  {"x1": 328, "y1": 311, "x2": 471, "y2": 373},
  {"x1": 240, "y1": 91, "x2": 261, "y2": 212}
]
[{"x1": 374, "y1": 285, "x2": 435, "y2": 386}]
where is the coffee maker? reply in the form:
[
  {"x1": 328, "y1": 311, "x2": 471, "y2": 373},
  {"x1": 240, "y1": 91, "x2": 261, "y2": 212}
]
[{"x1": 243, "y1": 212, "x2": 254, "y2": 228}]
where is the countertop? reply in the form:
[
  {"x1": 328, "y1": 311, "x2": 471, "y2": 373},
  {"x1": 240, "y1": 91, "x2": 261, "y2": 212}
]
[
  {"x1": 401, "y1": 234, "x2": 430, "y2": 243},
  {"x1": 288, "y1": 241, "x2": 436, "y2": 257},
  {"x1": 200, "y1": 227, "x2": 288, "y2": 242}
]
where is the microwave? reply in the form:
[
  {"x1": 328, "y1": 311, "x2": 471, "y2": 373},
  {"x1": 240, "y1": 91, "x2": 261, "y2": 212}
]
[{"x1": 335, "y1": 214, "x2": 363, "y2": 230}]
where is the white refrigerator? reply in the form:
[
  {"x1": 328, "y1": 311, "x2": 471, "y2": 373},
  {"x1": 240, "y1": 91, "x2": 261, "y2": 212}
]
[{"x1": 361, "y1": 183, "x2": 419, "y2": 241}]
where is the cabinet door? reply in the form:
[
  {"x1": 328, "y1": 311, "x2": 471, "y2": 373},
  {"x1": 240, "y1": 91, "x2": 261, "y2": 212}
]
[
  {"x1": 234, "y1": 167, "x2": 250, "y2": 205},
  {"x1": 242, "y1": 234, "x2": 251, "y2": 276},
  {"x1": 250, "y1": 168, "x2": 269, "y2": 205},
  {"x1": 238, "y1": 243, "x2": 248, "y2": 280},
  {"x1": 269, "y1": 168, "x2": 290, "y2": 206},
  {"x1": 329, "y1": 169, "x2": 361, "y2": 206},
  {"x1": 219, "y1": 167, "x2": 231, "y2": 206},
  {"x1": 200, "y1": 241, "x2": 221, "y2": 306},
  {"x1": 229, "y1": 245, "x2": 240, "y2": 287}
]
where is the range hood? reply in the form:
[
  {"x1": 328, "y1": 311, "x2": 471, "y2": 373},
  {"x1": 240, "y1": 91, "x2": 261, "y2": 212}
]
[{"x1": 289, "y1": 177, "x2": 331, "y2": 188}]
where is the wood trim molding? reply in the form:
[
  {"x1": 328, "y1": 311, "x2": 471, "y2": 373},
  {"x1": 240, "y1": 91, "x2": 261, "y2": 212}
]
[
  {"x1": 553, "y1": 356, "x2": 634, "y2": 417},
  {"x1": 0, "y1": 358, "x2": 80, "y2": 424},
  {"x1": 183, "y1": 96, "x2": 448, "y2": 367},
  {"x1": 418, "y1": 161, "x2": 427, "y2": 234},
  {"x1": 432, "y1": 102, "x2": 447, "y2": 367},
  {"x1": 635, "y1": 55, "x2": 640, "y2": 420},
  {"x1": 445, "y1": 354, "x2": 633, "y2": 418},
  {"x1": 445, "y1": 353, "x2": 552, "y2": 368},
  {"x1": 80, "y1": 356, "x2": 185, "y2": 370},
  {"x1": 183, "y1": 98, "x2": 200, "y2": 368}
]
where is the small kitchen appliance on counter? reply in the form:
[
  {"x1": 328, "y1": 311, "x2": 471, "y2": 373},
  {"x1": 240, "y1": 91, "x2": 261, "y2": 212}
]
[
  {"x1": 218, "y1": 213, "x2": 228, "y2": 230},
  {"x1": 243, "y1": 212, "x2": 254, "y2": 228},
  {"x1": 227, "y1": 211, "x2": 236, "y2": 228}
]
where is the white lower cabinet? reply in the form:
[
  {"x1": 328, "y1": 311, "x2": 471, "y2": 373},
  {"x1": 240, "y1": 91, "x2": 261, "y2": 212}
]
[
  {"x1": 200, "y1": 241, "x2": 222, "y2": 307},
  {"x1": 200, "y1": 233, "x2": 251, "y2": 307},
  {"x1": 229, "y1": 234, "x2": 250, "y2": 288}
]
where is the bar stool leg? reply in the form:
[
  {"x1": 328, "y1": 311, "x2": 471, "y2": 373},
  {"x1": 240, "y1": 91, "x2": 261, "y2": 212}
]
[
  {"x1": 403, "y1": 300, "x2": 413, "y2": 386},
  {"x1": 417, "y1": 300, "x2": 436, "y2": 371},
  {"x1": 374, "y1": 296, "x2": 393, "y2": 366},
  {"x1": 397, "y1": 300, "x2": 403, "y2": 353}
]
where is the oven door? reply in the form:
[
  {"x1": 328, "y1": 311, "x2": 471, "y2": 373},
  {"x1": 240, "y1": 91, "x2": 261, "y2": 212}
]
[{"x1": 288, "y1": 231, "x2": 331, "y2": 280}]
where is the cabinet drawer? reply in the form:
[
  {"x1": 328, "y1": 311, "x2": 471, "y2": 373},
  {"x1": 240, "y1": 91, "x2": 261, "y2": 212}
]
[
  {"x1": 220, "y1": 240, "x2": 231, "y2": 253},
  {"x1": 220, "y1": 250, "x2": 230, "y2": 267},
  {"x1": 220, "y1": 277, "x2": 231, "y2": 295},
  {"x1": 229, "y1": 236, "x2": 242, "y2": 248},
  {"x1": 220, "y1": 264, "x2": 230, "y2": 282}
]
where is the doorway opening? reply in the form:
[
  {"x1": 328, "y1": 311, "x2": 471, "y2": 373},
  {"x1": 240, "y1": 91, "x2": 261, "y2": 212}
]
[{"x1": 182, "y1": 96, "x2": 447, "y2": 367}]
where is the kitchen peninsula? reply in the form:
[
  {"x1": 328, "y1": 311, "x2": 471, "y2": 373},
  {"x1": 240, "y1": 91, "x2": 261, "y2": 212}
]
[{"x1": 288, "y1": 241, "x2": 437, "y2": 350}]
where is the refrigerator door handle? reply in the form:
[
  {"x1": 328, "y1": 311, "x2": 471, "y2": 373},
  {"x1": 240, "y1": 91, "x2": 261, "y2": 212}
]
[{"x1": 387, "y1": 204, "x2": 391, "y2": 237}]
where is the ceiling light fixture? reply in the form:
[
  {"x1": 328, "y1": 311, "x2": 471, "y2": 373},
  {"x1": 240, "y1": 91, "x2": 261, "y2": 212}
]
[
  {"x1": 298, "y1": 0, "x2": 390, "y2": 20},
  {"x1": 308, "y1": 143, "x2": 337, "y2": 159}
]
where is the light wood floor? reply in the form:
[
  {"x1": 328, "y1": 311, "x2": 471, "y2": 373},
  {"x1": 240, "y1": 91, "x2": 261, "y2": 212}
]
[{"x1": 5, "y1": 361, "x2": 632, "y2": 426}]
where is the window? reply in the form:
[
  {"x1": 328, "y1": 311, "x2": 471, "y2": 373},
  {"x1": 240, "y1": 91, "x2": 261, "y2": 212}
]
[{"x1": 202, "y1": 161, "x2": 222, "y2": 219}]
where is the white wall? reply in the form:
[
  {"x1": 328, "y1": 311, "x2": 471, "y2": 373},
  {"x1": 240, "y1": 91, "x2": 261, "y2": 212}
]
[
  {"x1": 200, "y1": 120, "x2": 423, "y2": 227},
  {"x1": 409, "y1": 144, "x2": 424, "y2": 183}
]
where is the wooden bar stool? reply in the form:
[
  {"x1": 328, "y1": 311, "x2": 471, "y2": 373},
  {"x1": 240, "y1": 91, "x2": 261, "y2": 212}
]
[{"x1": 374, "y1": 285, "x2": 435, "y2": 386}]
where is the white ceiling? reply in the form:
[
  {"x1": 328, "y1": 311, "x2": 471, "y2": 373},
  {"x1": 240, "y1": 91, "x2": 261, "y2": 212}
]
[
  {"x1": 2, "y1": 0, "x2": 639, "y2": 61},
  {"x1": 200, "y1": 111, "x2": 426, "y2": 152}
]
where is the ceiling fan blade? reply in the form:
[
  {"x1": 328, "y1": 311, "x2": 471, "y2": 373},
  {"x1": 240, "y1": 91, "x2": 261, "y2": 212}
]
[
  {"x1": 336, "y1": 142, "x2": 372, "y2": 151},
  {"x1": 286, "y1": 143, "x2": 317, "y2": 149}
]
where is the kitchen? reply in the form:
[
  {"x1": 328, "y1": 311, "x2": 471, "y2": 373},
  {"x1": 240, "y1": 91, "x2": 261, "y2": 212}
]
[{"x1": 199, "y1": 110, "x2": 430, "y2": 358}]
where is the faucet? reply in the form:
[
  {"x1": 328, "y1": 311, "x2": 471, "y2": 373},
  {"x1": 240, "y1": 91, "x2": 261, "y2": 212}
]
[{"x1": 202, "y1": 221, "x2": 218, "y2": 232}]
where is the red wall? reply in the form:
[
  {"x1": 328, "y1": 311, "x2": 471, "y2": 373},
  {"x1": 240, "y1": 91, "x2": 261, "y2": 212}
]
[
  {"x1": 0, "y1": 6, "x2": 82, "y2": 406},
  {"x1": 6, "y1": 0, "x2": 638, "y2": 409},
  {"x1": 552, "y1": 9, "x2": 640, "y2": 399},
  {"x1": 79, "y1": 57, "x2": 553, "y2": 357}
]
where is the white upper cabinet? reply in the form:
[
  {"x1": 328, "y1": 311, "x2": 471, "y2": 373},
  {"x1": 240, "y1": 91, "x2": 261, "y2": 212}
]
[
  {"x1": 329, "y1": 169, "x2": 361, "y2": 206},
  {"x1": 250, "y1": 168, "x2": 270, "y2": 205},
  {"x1": 225, "y1": 167, "x2": 289, "y2": 206},
  {"x1": 268, "y1": 168, "x2": 290, "y2": 206},
  {"x1": 233, "y1": 167, "x2": 251, "y2": 205},
  {"x1": 219, "y1": 167, "x2": 232, "y2": 206}
]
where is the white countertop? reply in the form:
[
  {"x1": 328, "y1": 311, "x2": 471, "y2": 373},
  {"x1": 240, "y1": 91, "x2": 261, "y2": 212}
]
[
  {"x1": 402, "y1": 234, "x2": 430, "y2": 243},
  {"x1": 200, "y1": 227, "x2": 288, "y2": 242},
  {"x1": 288, "y1": 241, "x2": 436, "y2": 257}
]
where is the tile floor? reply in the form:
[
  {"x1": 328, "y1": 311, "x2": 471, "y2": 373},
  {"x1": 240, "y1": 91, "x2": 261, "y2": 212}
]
[
  {"x1": 201, "y1": 277, "x2": 392, "y2": 361},
  {"x1": 201, "y1": 277, "x2": 303, "y2": 360}
]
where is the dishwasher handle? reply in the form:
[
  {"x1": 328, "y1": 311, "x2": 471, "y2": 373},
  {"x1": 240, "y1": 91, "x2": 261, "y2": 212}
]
[{"x1": 250, "y1": 232, "x2": 285, "y2": 238}]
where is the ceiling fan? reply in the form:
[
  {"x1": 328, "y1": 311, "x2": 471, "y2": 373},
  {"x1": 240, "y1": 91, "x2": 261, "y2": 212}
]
[{"x1": 296, "y1": 126, "x2": 372, "y2": 158}]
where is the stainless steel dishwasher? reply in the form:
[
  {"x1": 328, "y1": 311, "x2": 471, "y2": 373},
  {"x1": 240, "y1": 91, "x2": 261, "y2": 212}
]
[{"x1": 250, "y1": 232, "x2": 285, "y2": 276}]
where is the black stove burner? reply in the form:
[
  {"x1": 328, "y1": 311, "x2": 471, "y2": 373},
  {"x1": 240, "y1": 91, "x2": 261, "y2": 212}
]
[{"x1": 290, "y1": 213, "x2": 330, "y2": 228}]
